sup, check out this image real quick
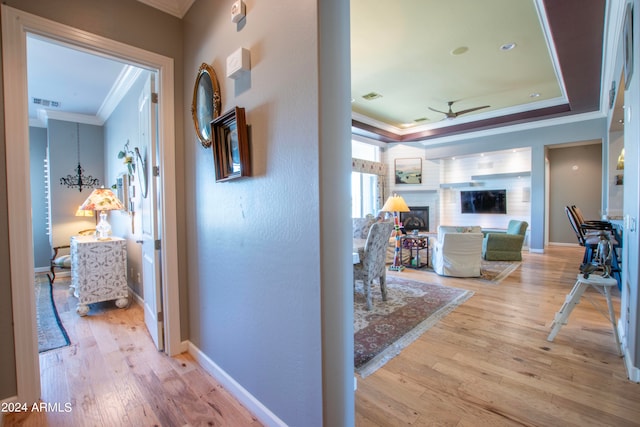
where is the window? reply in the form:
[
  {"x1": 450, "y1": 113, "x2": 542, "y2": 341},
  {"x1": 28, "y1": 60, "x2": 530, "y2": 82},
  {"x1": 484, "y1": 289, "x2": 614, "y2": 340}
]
[
  {"x1": 352, "y1": 171, "x2": 377, "y2": 217},
  {"x1": 352, "y1": 139, "x2": 380, "y2": 218}
]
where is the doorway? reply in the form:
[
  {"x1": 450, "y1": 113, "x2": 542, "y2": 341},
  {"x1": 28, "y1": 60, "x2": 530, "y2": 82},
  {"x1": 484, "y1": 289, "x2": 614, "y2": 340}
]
[{"x1": 2, "y1": 5, "x2": 181, "y2": 404}]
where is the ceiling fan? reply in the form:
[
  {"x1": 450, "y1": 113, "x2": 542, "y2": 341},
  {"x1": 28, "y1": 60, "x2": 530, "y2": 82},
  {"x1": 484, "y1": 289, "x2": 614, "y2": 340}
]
[{"x1": 428, "y1": 100, "x2": 490, "y2": 119}]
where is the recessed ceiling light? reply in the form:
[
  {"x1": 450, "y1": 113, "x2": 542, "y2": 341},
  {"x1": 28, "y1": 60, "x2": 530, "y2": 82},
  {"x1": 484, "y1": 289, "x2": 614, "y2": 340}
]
[
  {"x1": 530, "y1": 92, "x2": 541, "y2": 98},
  {"x1": 451, "y1": 46, "x2": 469, "y2": 55},
  {"x1": 500, "y1": 42, "x2": 517, "y2": 51}
]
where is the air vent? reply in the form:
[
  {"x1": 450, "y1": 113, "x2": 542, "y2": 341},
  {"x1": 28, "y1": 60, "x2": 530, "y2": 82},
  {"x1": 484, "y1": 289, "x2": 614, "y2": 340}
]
[
  {"x1": 32, "y1": 98, "x2": 61, "y2": 108},
  {"x1": 361, "y1": 92, "x2": 382, "y2": 101},
  {"x1": 414, "y1": 117, "x2": 429, "y2": 122}
]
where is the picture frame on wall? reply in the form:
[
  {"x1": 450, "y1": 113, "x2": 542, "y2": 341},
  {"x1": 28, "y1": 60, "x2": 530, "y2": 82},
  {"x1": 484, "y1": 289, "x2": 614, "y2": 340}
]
[
  {"x1": 211, "y1": 107, "x2": 251, "y2": 182},
  {"x1": 395, "y1": 158, "x2": 422, "y2": 184},
  {"x1": 624, "y1": 3, "x2": 634, "y2": 90}
]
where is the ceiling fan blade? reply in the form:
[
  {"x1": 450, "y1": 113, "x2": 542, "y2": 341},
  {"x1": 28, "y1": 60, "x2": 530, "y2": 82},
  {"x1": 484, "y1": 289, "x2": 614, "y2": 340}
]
[
  {"x1": 453, "y1": 105, "x2": 490, "y2": 116},
  {"x1": 428, "y1": 106, "x2": 448, "y2": 115}
]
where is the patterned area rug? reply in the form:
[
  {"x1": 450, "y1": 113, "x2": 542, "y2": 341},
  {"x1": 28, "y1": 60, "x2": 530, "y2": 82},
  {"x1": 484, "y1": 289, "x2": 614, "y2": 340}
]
[
  {"x1": 354, "y1": 278, "x2": 473, "y2": 377},
  {"x1": 479, "y1": 260, "x2": 521, "y2": 283},
  {"x1": 35, "y1": 275, "x2": 70, "y2": 353}
]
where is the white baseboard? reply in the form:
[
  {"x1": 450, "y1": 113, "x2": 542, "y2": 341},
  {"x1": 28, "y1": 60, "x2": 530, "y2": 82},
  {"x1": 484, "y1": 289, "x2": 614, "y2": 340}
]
[
  {"x1": 547, "y1": 242, "x2": 580, "y2": 247},
  {"x1": 129, "y1": 288, "x2": 143, "y2": 306},
  {"x1": 187, "y1": 341, "x2": 287, "y2": 427},
  {"x1": 618, "y1": 323, "x2": 640, "y2": 382}
]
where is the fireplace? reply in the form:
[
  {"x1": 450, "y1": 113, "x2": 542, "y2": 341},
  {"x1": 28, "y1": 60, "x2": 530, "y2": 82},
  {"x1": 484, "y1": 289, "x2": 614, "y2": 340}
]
[{"x1": 400, "y1": 206, "x2": 429, "y2": 232}]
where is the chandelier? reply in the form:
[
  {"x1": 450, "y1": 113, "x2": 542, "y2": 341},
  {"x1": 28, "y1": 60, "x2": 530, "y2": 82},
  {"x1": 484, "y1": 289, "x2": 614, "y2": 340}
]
[{"x1": 60, "y1": 123, "x2": 100, "y2": 192}]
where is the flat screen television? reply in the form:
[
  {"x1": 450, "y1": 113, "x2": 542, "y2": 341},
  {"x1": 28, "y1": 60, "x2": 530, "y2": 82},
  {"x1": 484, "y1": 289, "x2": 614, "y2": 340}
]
[{"x1": 460, "y1": 189, "x2": 507, "y2": 214}]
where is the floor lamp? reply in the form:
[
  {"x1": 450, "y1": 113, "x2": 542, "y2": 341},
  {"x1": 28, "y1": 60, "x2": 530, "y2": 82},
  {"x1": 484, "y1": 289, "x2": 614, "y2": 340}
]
[{"x1": 381, "y1": 194, "x2": 410, "y2": 271}]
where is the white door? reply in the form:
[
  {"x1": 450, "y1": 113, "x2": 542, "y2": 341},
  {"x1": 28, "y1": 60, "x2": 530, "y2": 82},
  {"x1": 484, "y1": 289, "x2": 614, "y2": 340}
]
[{"x1": 138, "y1": 73, "x2": 164, "y2": 351}]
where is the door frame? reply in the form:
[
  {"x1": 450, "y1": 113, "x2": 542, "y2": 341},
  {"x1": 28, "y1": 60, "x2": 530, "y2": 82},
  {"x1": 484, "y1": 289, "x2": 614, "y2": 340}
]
[{"x1": 2, "y1": 5, "x2": 182, "y2": 404}]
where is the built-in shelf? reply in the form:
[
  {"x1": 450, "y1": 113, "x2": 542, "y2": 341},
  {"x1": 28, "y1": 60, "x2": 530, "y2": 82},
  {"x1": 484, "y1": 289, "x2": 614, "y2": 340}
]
[
  {"x1": 393, "y1": 188, "x2": 438, "y2": 193},
  {"x1": 439, "y1": 181, "x2": 484, "y2": 189},
  {"x1": 470, "y1": 171, "x2": 531, "y2": 180}
]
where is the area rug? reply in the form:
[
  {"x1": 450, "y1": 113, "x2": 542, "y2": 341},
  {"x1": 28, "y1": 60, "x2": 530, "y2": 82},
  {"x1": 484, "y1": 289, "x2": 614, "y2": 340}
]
[
  {"x1": 479, "y1": 260, "x2": 521, "y2": 284},
  {"x1": 354, "y1": 278, "x2": 473, "y2": 377},
  {"x1": 35, "y1": 275, "x2": 70, "y2": 353}
]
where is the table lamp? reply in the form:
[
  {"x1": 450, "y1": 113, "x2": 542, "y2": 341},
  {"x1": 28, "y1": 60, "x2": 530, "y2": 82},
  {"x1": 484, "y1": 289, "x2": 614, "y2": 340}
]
[
  {"x1": 79, "y1": 187, "x2": 124, "y2": 240},
  {"x1": 381, "y1": 193, "x2": 410, "y2": 271},
  {"x1": 75, "y1": 205, "x2": 94, "y2": 218}
]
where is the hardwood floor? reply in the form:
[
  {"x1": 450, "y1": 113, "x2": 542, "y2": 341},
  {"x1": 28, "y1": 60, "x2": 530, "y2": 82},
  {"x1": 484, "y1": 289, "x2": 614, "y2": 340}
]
[
  {"x1": 6, "y1": 246, "x2": 639, "y2": 426},
  {"x1": 5, "y1": 276, "x2": 261, "y2": 427},
  {"x1": 356, "y1": 246, "x2": 640, "y2": 427}
]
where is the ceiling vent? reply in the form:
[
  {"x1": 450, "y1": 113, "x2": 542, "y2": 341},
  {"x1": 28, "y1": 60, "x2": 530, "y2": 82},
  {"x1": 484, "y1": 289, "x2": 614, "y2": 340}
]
[
  {"x1": 32, "y1": 98, "x2": 61, "y2": 108},
  {"x1": 361, "y1": 92, "x2": 382, "y2": 101}
]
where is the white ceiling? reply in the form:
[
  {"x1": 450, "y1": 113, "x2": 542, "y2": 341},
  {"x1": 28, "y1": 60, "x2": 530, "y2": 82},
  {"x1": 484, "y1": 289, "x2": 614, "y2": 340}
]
[{"x1": 351, "y1": 0, "x2": 564, "y2": 133}]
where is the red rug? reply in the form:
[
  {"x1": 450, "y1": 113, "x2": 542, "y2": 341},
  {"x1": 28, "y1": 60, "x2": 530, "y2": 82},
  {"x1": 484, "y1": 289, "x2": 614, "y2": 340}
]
[{"x1": 354, "y1": 277, "x2": 472, "y2": 377}]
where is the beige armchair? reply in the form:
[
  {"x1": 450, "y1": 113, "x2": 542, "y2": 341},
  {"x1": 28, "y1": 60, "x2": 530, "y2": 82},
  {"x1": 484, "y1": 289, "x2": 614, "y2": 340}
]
[
  {"x1": 354, "y1": 221, "x2": 394, "y2": 310},
  {"x1": 432, "y1": 226, "x2": 483, "y2": 277}
]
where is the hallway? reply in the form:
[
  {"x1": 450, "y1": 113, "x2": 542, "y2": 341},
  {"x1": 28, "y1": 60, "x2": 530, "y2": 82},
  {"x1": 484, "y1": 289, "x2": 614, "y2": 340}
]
[{"x1": 5, "y1": 276, "x2": 261, "y2": 427}]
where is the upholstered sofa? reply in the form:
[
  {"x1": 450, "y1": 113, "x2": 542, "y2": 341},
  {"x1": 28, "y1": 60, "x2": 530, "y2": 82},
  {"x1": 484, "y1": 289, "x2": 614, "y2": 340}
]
[
  {"x1": 482, "y1": 220, "x2": 528, "y2": 261},
  {"x1": 432, "y1": 225, "x2": 483, "y2": 277}
]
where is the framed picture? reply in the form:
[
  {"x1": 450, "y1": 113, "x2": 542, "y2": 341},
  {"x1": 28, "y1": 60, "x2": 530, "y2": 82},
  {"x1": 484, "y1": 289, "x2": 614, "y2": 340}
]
[
  {"x1": 191, "y1": 63, "x2": 222, "y2": 148},
  {"x1": 624, "y1": 3, "x2": 634, "y2": 90},
  {"x1": 394, "y1": 158, "x2": 422, "y2": 184},
  {"x1": 211, "y1": 107, "x2": 251, "y2": 182}
]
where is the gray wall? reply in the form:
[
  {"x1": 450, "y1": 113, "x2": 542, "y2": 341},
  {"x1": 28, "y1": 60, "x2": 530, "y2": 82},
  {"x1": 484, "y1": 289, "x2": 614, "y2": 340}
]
[
  {"x1": 48, "y1": 120, "x2": 104, "y2": 247},
  {"x1": 548, "y1": 143, "x2": 602, "y2": 244},
  {"x1": 30, "y1": 127, "x2": 50, "y2": 268},
  {"x1": 183, "y1": 0, "x2": 352, "y2": 424},
  {"x1": 1, "y1": 0, "x2": 184, "y2": 402}
]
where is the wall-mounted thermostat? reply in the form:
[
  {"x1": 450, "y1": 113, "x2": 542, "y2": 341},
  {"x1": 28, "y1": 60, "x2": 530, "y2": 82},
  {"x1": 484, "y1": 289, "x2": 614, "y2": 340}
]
[
  {"x1": 226, "y1": 48, "x2": 251, "y2": 79},
  {"x1": 231, "y1": 0, "x2": 246, "y2": 23}
]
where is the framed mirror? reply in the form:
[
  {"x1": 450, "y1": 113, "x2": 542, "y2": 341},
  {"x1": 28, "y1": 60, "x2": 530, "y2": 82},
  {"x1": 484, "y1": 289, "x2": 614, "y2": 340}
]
[{"x1": 191, "y1": 63, "x2": 222, "y2": 148}]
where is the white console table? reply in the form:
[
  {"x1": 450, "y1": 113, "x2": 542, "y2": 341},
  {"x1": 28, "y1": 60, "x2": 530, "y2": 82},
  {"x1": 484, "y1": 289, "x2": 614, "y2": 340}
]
[{"x1": 70, "y1": 235, "x2": 129, "y2": 316}]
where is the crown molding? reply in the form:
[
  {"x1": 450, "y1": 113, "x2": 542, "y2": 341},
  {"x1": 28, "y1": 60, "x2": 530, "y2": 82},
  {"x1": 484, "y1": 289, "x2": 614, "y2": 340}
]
[{"x1": 136, "y1": 0, "x2": 195, "y2": 18}]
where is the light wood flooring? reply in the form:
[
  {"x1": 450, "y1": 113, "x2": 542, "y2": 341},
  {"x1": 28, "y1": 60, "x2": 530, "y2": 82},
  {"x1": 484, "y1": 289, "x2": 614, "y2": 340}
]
[
  {"x1": 356, "y1": 245, "x2": 640, "y2": 426},
  {"x1": 6, "y1": 246, "x2": 640, "y2": 426},
  {"x1": 5, "y1": 276, "x2": 261, "y2": 427}
]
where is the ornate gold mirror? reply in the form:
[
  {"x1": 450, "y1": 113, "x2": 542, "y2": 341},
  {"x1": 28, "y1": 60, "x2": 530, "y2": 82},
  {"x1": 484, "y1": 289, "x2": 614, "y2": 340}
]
[{"x1": 191, "y1": 63, "x2": 221, "y2": 148}]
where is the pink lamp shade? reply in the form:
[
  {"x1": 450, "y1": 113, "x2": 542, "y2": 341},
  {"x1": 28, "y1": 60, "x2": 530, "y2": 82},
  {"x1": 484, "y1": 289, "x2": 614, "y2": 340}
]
[{"x1": 79, "y1": 188, "x2": 124, "y2": 239}]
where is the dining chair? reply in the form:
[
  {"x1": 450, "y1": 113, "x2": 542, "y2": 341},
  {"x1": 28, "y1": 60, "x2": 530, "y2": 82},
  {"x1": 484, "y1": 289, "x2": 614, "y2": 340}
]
[
  {"x1": 565, "y1": 206, "x2": 621, "y2": 289},
  {"x1": 353, "y1": 221, "x2": 394, "y2": 310}
]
